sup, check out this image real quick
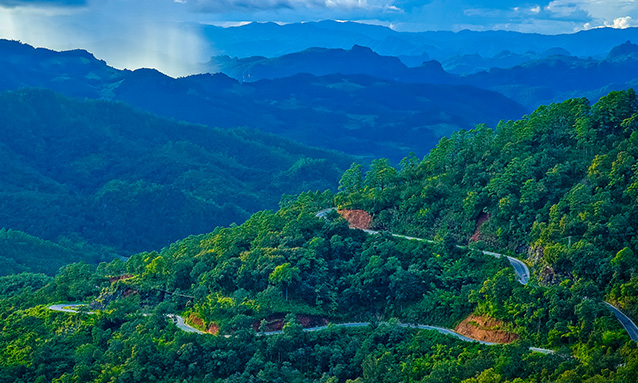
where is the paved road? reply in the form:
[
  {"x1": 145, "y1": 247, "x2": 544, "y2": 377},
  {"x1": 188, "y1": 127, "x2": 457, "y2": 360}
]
[
  {"x1": 49, "y1": 304, "x2": 204, "y2": 334},
  {"x1": 48, "y1": 303, "x2": 95, "y2": 314},
  {"x1": 167, "y1": 314, "x2": 204, "y2": 334},
  {"x1": 399, "y1": 323, "x2": 497, "y2": 345},
  {"x1": 315, "y1": 208, "x2": 337, "y2": 219},
  {"x1": 317, "y1": 209, "x2": 638, "y2": 342},
  {"x1": 318, "y1": 210, "x2": 530, "y2": 285},
  {"x1": 505, "y1": 256, "x2": 530, "y2": 285},
  {"x1": 605, "y1": 302, "x2": 638, "y2": 341},
  {"x1": 258, "y1": 321, "x2": 553, "y2": 353},
  {"x1": 482, "y1": 250, "x2": 530, "y2": 285},
  {"x1": 47, "y1": 302, "x2": 553, "y2": 352},
  {"x1": 46, "y1": 209, "x2": 544, "y2": 354}
]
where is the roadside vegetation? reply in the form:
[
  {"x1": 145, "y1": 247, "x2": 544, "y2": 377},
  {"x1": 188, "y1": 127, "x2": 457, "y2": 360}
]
[{"x1": 2, "y1": 90, "x2": 638, "y2": 382}]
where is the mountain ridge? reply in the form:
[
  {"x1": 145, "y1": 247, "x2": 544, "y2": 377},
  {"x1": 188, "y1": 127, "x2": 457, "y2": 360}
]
[{"x1": 0, "y1": 39, "x2": 526, "y2": 162}]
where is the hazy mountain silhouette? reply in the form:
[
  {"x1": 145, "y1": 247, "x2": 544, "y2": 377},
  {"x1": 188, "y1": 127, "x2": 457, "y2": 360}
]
[
  {"x1": 464, "y1": 41, "x2": 638, "y2": 108},
  {"x1": 206, "y1": 45, "x2": 452, "y2": 84},
  {"x1": 0, "y1": 39, "x2": 525, "y2": 162},
  {"x1": 198, "y1": 21, "x2": 638, "y2": 63}
]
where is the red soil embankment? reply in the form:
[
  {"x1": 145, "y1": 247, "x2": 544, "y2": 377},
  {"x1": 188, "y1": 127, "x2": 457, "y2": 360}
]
[
  {"x1": 188, "y1": 313, "x2": 219, "y2": 335},
  {"x1": 337, "y1": 209, "x2": 372, "y2": 230},
  {"x1": 455, "y1": 314, "x2": 519, "y2": 344},
  {"x1": 207, "y1": 323, "x2": 220, "y2": 336},
  {"x1": 469, "y1": 212, "x2": 490, "y2": 243}
]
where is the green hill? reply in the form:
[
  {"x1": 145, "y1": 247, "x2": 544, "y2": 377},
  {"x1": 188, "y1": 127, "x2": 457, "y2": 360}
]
[
  {"x1": 337, "y1": 89, "x2": 638, "y2": 319},
  {"x1": 0, "y1": 229, "x2": 97, "y2": 276},
  {"x1": 0, "y1": 88, "x2": 353, "y2": 269},
  {"x1": 1, "y1": 90, "x2": 638, "y2": 383}
]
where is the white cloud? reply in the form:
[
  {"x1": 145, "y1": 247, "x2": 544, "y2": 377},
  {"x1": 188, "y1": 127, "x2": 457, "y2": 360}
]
[
  {"x1": 606, "y1": 15, "x2": 633, "y2": 29},
  {"x1": 325, "y1": 0, "x2": 368, "y2": 8},
  {"x1": 546, "y1": 0, "x2": 638, "y2": 25}
]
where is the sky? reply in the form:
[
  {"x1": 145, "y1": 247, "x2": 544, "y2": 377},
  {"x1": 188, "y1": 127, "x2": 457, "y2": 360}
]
[{"x1": 1, "y1": 0, "x2": 637, "y2": 76}]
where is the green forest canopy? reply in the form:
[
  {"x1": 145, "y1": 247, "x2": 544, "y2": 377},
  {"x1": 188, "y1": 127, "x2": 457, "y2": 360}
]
[
  {"x1": 2, "y1": 89, "x2": 638, "y2": 382},
  {"x1": 0, "y1": 88, "x2": 353, "y2": 275}
]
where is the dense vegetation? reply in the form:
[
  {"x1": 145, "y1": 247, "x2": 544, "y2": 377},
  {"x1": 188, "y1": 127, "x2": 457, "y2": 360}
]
[
  {"x1": 0, "y1": 88, "x2": 352, "y2": 271},
  {"x1": 0, "y1": 229, "x2": 100, "y2": 276},
  {"x1": 0, "y1": 190, "x2": 636, "y2": 382},
  {"x1": 2, "y1": 90, "x2": 638, "y2": 382},
  {"x1": 336, "y1": 89, "x2": 638, "y2": 319}
]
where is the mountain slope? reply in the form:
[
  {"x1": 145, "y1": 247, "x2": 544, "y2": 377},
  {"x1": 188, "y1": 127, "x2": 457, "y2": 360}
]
[
  {"x1": 0, "y1": 88, "x2": 352, "y2": 260},
  {"x1": 206, "y1": 40, "x2": 638, "y2": 111},
  {"x1": 336, "y1": 89, "x2": 638, "y2": 320},
  {"x1": 207, "y1": 45, "x2": 451, "y2": 83},
  {"x1": 465, "y1": 41, "x2": 638, "y2": 108},
  {"x1": 0, "y1": 39, "x2": 527, "y2": 162},
  {"x1": 1, "y1": 91, "x2": 638, "y2": 383},
  {"x1": 199, "y1": 21, "x2": 638, "y2": 61}
]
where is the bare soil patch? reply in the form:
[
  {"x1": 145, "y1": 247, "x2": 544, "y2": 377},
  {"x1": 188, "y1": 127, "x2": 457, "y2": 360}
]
[
  {"x1": 337, "y1": 209, "x2": 372, "y2": 230},
  {"x1": 186, "y1": 313, "x2": 219, "y2": 334},
  {"x1": 469, "y1": 212, "x2": 490, "y2": 243},
  {"x1": 455, "y1": 314, "x2": 519, "y2": 344}
]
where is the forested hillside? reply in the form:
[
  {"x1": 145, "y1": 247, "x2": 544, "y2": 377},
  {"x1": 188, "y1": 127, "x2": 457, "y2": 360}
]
[
  {"x1": 0, "y1": 88, "x2": 352, "y2": 270},
  {"x1": 1, "y1": 90, "x2": 638, "y2": 382},
  {"x1": 336, "y1": 89, "x2": 638, "y2": 319}
]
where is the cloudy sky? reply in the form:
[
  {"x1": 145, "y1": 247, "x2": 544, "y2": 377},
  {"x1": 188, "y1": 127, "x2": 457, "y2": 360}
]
[{"x1": 1, "y1": 0, "x2": 636, "y2": 75}]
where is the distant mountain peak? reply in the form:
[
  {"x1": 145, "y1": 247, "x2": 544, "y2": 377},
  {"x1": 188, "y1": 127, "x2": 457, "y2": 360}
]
[
  {"x1": 608, "y1": 40, "x2": 638, "y2": 59},
  {"x1": 351, "y1": 44, "x2": 374, "y2": 53}
]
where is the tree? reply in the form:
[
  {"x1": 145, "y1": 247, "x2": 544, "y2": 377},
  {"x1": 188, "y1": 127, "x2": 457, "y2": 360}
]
[
  {"x1": 269, "y1": 263, "x2": 300, "y2": 301},
  {"x1": 339, "y1": 163, "x2": 364, "y2": 194},
  {"x1": 365, "y1": 158, "x2": 397, "y2": 191}
]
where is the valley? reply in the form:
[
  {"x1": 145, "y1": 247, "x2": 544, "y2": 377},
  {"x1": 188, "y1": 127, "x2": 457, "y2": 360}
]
[{"x1": 1, "y1": 19, "x2": 638, "y2": 383}]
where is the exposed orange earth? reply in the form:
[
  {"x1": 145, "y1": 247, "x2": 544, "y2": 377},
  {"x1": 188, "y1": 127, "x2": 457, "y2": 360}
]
[
  {"x1": 455, "y1": 314, "x2": 519, "y2": 344},
  {"x1": 337, "y1": 209, "x2": 373, "y2": 230},
  {"x1": 188, "y1": 313, "x2": 219, "y2": 335},
  {"x1": 469, "y1": 212, "x2": 490, "y2": 243}
]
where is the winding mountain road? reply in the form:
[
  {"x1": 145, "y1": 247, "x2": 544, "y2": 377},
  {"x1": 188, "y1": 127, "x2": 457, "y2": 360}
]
[
  {"x1": 53, "y1": 207, "x2": 630, "y2": 356},
  {"x1": 167, "y1": 314, "x2": 204, "y2": 334},
  {"x1": 319, "y1": 208, "x2": 530, "y2": 285},
  {"x1": 47, "y1": 303, "x2": 554, "y2": 353},
  {"x1": 482, "y1": 250, "x2": 530, "y2": 285},
  {"x1": 48, "y1": 304, "x2": 206, "y2": 334},
  {"x1": 317, "y1": 208, "x2": 638, "y2": 342},
  {"x1": 605, "y1": 302, "x2": 638, "y2": 341}
]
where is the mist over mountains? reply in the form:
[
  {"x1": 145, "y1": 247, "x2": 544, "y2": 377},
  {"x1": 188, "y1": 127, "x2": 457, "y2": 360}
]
[
  {"x1": 200, "y1": 21, "x2": 638, "y2": 63},
  {"x1": 205, "y1": 37, "x2": 638, "y2": 110},
  {"x1": 0, "y1": 39, "x2": 525, "y2": 162}
]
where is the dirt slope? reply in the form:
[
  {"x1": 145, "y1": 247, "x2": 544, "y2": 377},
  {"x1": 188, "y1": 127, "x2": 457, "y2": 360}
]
[
  {"x1": 455, "y1": 314, "x2": 519, "y2": 344},
  {"x1": 469, "y1": 212, "x2": 490, "y2": 243},
  {"x1": 337, "y1": 209, "x2": 372, "y2": 230}
]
